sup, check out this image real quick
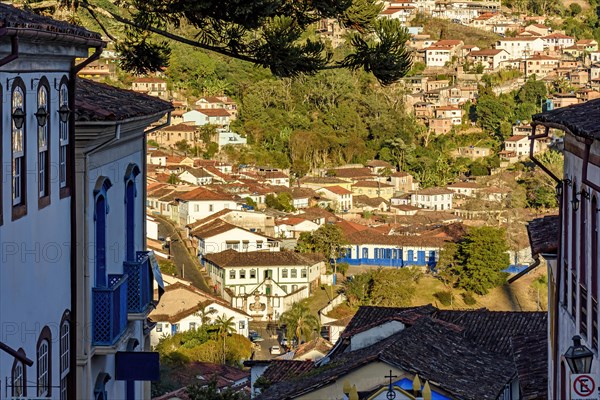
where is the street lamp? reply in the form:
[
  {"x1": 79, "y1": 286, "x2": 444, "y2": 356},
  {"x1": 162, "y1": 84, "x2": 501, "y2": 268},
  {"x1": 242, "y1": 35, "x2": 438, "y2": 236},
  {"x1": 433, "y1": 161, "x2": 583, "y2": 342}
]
[
  {"x1": 565, "y1": 335, "x2": 594, "y2": 374},
  {"x1": 166, "y1": 236, "x2": 172, "y2": 259}
]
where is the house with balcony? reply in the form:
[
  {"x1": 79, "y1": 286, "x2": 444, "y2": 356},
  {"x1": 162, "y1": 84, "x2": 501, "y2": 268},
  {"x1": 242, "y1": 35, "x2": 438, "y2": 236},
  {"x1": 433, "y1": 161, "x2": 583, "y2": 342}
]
[
  {"x1": 435, "y1": 105, "x2": 463, "y2": 125},
  {"x1": 73, "y1": 79, "x2": 172, "y2": 399},
  {"x1": 542, "y1": 33, "x2": 575, "y2": 51},
  {"x1": 204, "y1": 250, "x2": 326, "y2": 320},
  {"x1": 149, "y1": 281, "x2": 251, "y2": 346},
  {"x1": 195, "y1": 95, "x2": 238, "y2": 119},
  {"x1": 524, "y1": 55, "x2": 560, "y2": 77},
  {"x1": 425, "y1": 40, "x2": 464, "y2": 67},
  {"x1": 0, "y1": 6, "x2": 107, "y2": 399},
  {"x1": 131, "y1": 76, "x2": 168, "y2": 99}
]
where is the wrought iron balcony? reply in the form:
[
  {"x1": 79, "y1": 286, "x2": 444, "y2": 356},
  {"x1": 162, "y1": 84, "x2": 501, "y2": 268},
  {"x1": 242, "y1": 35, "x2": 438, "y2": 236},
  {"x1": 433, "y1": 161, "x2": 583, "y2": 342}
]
[
  {"x1": 92, "y1": 274, "x2": 128, "y2": 346},
  {"x1": 123, "y1": 251, "x2": 153, "y2": 314}
]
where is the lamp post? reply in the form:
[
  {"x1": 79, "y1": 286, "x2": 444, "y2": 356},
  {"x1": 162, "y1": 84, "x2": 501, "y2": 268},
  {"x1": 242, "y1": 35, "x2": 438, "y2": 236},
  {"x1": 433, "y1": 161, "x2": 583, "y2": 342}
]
[
  {"x1": 166, "y1": 236, "x2": 172, "y2": 259},
  {"x1": 564, "y1": 335, "x2": 594, "y2": 374}
]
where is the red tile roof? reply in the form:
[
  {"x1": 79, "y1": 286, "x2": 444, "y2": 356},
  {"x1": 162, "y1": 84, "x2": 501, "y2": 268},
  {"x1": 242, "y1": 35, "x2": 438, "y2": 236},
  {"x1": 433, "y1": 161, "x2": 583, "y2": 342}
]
[
  {"x1": 177, "y1": 187, "x2": 236, "y2": 201},
  {"x1": 197, "y1": 108, "x2": 231, "y2": 117},
  {"x1": 321, "y1": 185, "x2": 353, "y2": 195}
]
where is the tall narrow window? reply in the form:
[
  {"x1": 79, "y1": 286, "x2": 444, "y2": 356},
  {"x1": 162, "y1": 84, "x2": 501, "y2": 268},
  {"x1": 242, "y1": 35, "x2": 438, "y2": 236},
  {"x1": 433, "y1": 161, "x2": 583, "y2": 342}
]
[
  {"x1": 59, "y1": 81, "x2": 69, "y2": 192},
  {"x1": 59, "y1": 312, "x2": 70, "y2": 400},
  {"x1": 124, "y1": 164, "x2": 140, "y2": 262},
  {"x1": 12, "y1": 81, "x2": 26, "y2": 211},
  {"x1": 38, "y1": 81, "x2": 50, "y2": 202},
  {"x1": 580, "y1": 188, "x2": 588, "y2": 336},
  {"x1": 94, "y1": 177, "x2": 112, "y2": 288},
  {"x1": 11, "y1": 350, "x2": 27, "y2": 397},
  {"x1": 37, "y1": 326, "x2": 52, "y2": 397}
]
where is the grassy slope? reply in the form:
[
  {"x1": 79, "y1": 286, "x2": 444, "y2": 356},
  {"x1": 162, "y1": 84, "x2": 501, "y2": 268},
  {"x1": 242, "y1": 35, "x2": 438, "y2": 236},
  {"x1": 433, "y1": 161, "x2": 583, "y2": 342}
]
[{"x1": 418, "y1": 17, "x2": 501, "y2": 49}]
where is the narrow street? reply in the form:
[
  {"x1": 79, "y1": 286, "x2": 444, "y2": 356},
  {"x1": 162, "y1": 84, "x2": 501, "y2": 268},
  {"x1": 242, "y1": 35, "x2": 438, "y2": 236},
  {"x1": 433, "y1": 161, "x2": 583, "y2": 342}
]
[{"x1": 154, "y1": 215, "x2": 211, "y2": 293}]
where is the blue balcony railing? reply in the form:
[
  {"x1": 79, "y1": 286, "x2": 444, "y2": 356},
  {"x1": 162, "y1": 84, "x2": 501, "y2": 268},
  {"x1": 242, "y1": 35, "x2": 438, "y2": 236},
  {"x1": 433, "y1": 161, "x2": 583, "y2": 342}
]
[
  {"x1": 123, "y1": 251, "x2": 153, "y2": 314},
  {"x1": 92, "y1": 274, "x2": 128, "y2": 346}
]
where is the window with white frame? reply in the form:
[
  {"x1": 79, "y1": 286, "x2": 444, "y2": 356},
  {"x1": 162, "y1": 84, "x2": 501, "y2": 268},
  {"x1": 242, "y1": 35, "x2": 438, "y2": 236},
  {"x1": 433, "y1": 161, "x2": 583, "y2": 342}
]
[
  {"x1": 37, "y1": 339, "x2": 50, "y2": 396},
  {"x1": 12, "y1": 359, "x2": 25, "y2": 397},
  {"x1": 190, "y1": 322, "x2": 196, "y2": 330},
  {"x1": 60, "y1": 319, "x2": 70, "y2": 400},
  {"x1": 282, "y1": 269, "x2": 288, "y2": 278},
  {"x1": 240, "y1": 270, "x2": 246, "y2": 279},
  {"x1": 12, "y1": 83, "x2": 25, "y2": 206},
  {"x1": 250, "y1": 269, "x2": 256, "y2": 279},
  {"x1": 291, "y1": 269, "x2": 297, "y2": 278},
  {"x1": 301, "y1": 268, "x2": 307, "y2": 278},
  {"x1": 229, "y1": 270, "x2": 236, "y2": 279},
  {"x1": 38, "y1": 83, "x2": 49, "y2": 198},
  {"x1": 156, "y1": 323, "x2": 163, "y2": 332},
  {"x1": 59, "y1": 82, "x2": 69, "y2": 189}
]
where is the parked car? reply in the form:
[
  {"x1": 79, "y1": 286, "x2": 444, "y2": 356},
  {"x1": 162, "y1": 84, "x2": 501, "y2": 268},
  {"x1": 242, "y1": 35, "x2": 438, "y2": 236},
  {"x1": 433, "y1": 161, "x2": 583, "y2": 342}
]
[
  {"x1": 270, "y1": 345, "x2": 281, "y2": 355},
  {"x1": 249, "y1": 331, "x2": 264, "y2": 342}
]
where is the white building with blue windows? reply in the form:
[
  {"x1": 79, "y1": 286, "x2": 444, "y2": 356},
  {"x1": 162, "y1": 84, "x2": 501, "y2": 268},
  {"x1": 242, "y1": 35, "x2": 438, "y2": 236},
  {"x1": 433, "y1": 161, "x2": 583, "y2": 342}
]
[
  {"x1": 0, "y1": 5, "x2": 171, "y2": 400},
  {"x1": 73, "y1": 79, "x2": 171, "y2": 399},
  {"x1": 0, "y1": 6, "x2": 104, "y2": 399}
]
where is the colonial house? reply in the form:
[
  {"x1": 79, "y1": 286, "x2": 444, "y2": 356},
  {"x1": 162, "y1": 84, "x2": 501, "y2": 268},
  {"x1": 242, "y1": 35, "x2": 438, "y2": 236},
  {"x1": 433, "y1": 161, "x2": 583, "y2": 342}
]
[
  {"x1": 380, "y1": 5, "x2": 416, "y2": 23},
  {"x1": 149, "y1": 281, "x2": 251, "y2": 346},
  {"x1": 454, "y1": 146, "x2": 492, "y2": 159},
  {"x1": 252, "y1": 306, "x2": 547, "y2": 400},
  {"x1": 189, "y1": 218, "x2": 280, "y2": 257},
  {"x1": 447, "y1": 181, "x2": 481, "y2": 197},
  {"x1": 148, "y1": 123, "x2": 199, "y2": 147},
  {"x1": 387, "y1": 171, "x2": 414, "y2": 192},
  {"x1": 317, "y1": 185, "x2": 353, "y2": 211},
  {"x1": 131, "y1": 76, "x2": 168, "y2": 99},
  {"x1": 337, "y1": 227, "x2": 452, "y2": 267},
  {"x1": 424, "y1": 40, "x2": 463, "y2": 67},
  {"x1": 352, "y1": 195, "x2": 389, "y2": 212},
  {"x1": 435, "y1": 105, "x2": 463, "y2": 125},
  {"x1": 186, "y1": 208, "x2": 276, "y2": 236},
  {"x1": 495, "y1": 37, "x2": 544, "y2": 60},
  {"x1": 0, "y1": 6, "x2": 171, "y2": 400},
  {"x1": 411, "y1": 188, "x2": 454, "y2": 210},
  {"x1": 178, "y1": 168, "x2": 214, "y2": 186},
  {"x1": 351, "y1": 180, "x2": 395, "y2": 200},
  {"x1": 467, "y1": 48, "x2": 509, "y2": 71},
  {"x1": 290, "y1": 187, "x2": 317, "y2": 209},
  {"x1": 503, "y1": 134, "x2": 547, "y2": 160},
  {"x1": 195, "y1": 95, "x2": 238, "y2": 119},
  {"x1": 177, "y1": 186, "x2": 241, "y2": 225},
  {"x1": 73, "y1": 79, "x2": 171, "y2": 399},
  {"x1": 525, "y1": 23, "x2": 551, "y2": 36},
  {"x1": 147, "y1": 149, "x2": 168, "y2": 166},
  {"x1": 204, "y1": 250, "x2": 326, "y2": 320},
  {"x1": 274, "y1": 217, "x2": 320, "y2": 239},
  {"x1": 542, "y1": 33, "x2": 575, "y2": 51},
  {"x1": 525, "y1": 55, "x2": 560, "y2": 77},
  {"x1": 182, "y1": 108, "x2": 231, "y2": 128},
  {"x1": 528, "y1": 99, "x2": 600, "y2": 399}
]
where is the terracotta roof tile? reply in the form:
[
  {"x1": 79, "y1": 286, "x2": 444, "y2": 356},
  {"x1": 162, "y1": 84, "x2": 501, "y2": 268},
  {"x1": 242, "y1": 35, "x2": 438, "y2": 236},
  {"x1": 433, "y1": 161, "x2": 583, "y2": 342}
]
[
  {"x1": 0, "y1": 3, "x2": 101, "y2": 43},
  {"x1": 204, "y1": 249, "x2": 324, "y2": 268},
  {"x1": 527, "y1": 215, "x2": 559, "y2": 255},
  {"x1": 75, "y1": 79, "x2": 173, "y2": 122}
]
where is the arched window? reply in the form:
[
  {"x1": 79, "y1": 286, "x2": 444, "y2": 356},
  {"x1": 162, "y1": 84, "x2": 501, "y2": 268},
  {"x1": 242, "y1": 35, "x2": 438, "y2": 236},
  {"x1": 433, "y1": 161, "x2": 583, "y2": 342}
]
[
  {"x1": 94, "y1": 177, "x2": 112, "y2": 288},
  {"x1": 37, "y1": 79, "x2": 50, "y2": 203},
  {"x1": 12, "y1": 79, "x2": 26, "y2": 213},
  {"x1": 37, "y1": 326, "x2": 52, "y2": 397},
  {"x1": 59, "y1": 310, "x2": 71, "y2": 400},
  {"x1": 58, "y1": 78, "x2": 69, "y2": 192},
  {"x1": 124, "y1": 163, "x2": 140, "y2": 262},
  {"x1": 11, "y1": 349, "x2": 27, "y2": 397}
]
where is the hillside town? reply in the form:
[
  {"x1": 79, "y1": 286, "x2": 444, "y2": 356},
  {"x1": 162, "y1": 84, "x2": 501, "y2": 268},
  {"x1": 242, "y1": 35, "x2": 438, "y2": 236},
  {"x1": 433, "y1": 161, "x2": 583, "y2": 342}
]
[{"x1": 1, "y1": 0, "x2": 600, "y2": 399}]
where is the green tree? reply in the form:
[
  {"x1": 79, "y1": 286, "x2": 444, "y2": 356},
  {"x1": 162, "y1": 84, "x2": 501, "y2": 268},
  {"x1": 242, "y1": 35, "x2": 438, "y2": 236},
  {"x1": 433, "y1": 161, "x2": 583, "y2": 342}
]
[
  {"x1": 454, "y1": 227, "x2": 510, "y2": 295},
  {"x1": 297, "y1": 224, "x2": 347, "y2": 276},
  {"x1": 475, "y1": 94, "x2": 513, "y2": 135},
  {"x1": 79, "y1": 0, "x2": 413, "y2": 85},
  {"x1": 175, "y1": 139, "x2": 191, "y2": 153},
  {"x1": 279, "y1": 302, "x2": 320, "y2": 345},
  {"x1": 167, "y1": 173, "x2": 179, "y2": 184},
  {"x1": 194, "y1": 305, "x2": 218, "y2": 326},
  {"x1": 369, "y1": 268, "x2": 421, "y2": 306},
  {"x1": 213, "y1": 314, "x2": 236, "y2": 364},
  {"x1": 159, "y1": 260, "x2": 178, "y2": 276},
  {"x1": 436, "y1": 242, "x2": 459, "y2": 288}
]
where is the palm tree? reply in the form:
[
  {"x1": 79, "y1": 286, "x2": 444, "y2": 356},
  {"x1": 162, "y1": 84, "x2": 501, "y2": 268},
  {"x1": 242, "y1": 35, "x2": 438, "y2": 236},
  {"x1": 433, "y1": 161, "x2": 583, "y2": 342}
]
[
  {"x1": 193, "y1": 304, "x2": 217, "y2": 327},
  {"x1": 279, "y1": 302, "x2": 320, "y2": 348},
  {"x1": 213, "y1": 314, "x2": 236, "y2": 364}
]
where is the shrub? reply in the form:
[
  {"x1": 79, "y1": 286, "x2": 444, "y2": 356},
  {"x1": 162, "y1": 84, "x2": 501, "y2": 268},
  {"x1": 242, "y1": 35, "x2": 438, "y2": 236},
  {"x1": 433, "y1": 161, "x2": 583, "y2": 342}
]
[
  {"x1": 434, "y1": 290, "x2": 453, "y2": 306},
  {"x1": 462, "y1": 292, "x2": 477, "y2": 305}
]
